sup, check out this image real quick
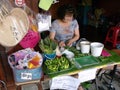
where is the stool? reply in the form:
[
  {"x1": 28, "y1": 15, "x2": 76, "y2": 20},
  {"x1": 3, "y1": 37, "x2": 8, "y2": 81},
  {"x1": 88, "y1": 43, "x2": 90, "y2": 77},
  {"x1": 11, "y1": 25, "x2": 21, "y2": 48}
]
[
  {"x1": 15, "y1": 80, "x2": 42, "y2": 90},
  {"x1": 104, "y1": 26, "x2": 120, "y2": 48}
]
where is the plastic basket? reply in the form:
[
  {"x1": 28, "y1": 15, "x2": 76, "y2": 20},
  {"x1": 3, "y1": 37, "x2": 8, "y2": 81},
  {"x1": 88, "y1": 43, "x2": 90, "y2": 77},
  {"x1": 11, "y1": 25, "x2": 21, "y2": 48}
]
[
  {"x1": 8, "y1": 48, "x2": 43, "y2": 83},
  {"x1": 19, "y1": 30, "x2": 40, "y2": 48},
  {"x1": 12, "y1": 67, "x2": 42, "y2": 83},
  {"x1": 8, "y1": 55, "x2": 42, "y2": 83},
  {"x1": 44, "y1": 52, "x2": 56, "y2": 60}
]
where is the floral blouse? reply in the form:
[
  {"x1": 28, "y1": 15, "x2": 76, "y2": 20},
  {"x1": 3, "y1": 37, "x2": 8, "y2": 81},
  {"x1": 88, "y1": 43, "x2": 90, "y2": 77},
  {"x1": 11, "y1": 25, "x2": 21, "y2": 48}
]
[{"x1": 50, "y1": 19, "x2": 79, "y2": 43}]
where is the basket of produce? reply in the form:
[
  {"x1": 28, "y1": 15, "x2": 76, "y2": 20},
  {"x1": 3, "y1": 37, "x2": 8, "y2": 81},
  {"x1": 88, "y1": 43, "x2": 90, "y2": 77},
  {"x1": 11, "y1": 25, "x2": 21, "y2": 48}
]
[{"x1": 39, "y1": 37, "x2": 58, "y2": 60}]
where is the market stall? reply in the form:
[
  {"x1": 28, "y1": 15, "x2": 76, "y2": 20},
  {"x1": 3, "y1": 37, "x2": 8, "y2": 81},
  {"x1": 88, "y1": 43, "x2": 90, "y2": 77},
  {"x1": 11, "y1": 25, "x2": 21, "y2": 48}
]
[
  {"x1": 41, "y1": 47, "x2": 120, "y2": 90},
  {"x1": 38, "y1": 37, "x2": 120, "y2": 89}
]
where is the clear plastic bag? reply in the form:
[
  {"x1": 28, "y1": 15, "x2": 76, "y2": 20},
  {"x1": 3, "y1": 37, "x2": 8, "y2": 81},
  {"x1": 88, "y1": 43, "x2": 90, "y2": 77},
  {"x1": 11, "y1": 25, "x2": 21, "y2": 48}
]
[{"x1": 36, "y1": 12, "x2": 51, "y2": 32}]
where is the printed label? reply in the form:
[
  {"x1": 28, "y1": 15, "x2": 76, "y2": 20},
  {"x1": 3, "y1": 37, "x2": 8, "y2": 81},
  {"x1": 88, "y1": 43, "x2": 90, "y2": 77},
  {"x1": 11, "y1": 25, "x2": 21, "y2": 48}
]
[{"x1": 21, "y1": 72, "x2": 32, "y2": 80}]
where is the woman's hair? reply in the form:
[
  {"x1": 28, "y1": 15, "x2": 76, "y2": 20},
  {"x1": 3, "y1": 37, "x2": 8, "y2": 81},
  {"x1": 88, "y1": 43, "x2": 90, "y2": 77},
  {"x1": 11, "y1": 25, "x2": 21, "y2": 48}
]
[{"x1": 57, "y1": 4, "x2": 76, "y2": 19}]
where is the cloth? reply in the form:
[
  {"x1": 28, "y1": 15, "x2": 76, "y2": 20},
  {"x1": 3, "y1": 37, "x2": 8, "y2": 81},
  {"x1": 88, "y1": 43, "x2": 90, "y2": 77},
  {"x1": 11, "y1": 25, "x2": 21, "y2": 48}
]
[{"x1": 49, "y1": 19, "x2": 79, "y2": 43}]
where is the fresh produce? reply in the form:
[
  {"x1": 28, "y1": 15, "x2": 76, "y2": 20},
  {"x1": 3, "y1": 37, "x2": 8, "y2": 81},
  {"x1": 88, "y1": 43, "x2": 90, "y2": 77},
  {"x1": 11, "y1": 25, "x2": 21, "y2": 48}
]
[
  {"x1": 44, "y1": 56, "x2": 71, "y2": 73},
  {"x1": 39, "y1": 37, "x2": 58, "y2": 54}
]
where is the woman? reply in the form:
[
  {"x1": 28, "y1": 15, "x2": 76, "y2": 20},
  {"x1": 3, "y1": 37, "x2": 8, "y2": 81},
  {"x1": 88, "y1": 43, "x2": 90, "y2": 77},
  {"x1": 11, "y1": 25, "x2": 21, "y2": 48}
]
[{"x1": 49, "y1": 4, "x2": 80, "y2": 47}]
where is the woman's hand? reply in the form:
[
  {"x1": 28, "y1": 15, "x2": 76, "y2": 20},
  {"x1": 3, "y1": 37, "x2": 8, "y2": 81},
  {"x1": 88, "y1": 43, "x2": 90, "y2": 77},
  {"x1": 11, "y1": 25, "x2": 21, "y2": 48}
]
[
  {"x1": 66, "y1": 39, "x2": 74, "y2": 46},
  {"x1": 59, "y1": 41, "x2": 66, "y2": 47},
  {"x1": 66, "y1": 28, "x2": 80, "y2": 46}
]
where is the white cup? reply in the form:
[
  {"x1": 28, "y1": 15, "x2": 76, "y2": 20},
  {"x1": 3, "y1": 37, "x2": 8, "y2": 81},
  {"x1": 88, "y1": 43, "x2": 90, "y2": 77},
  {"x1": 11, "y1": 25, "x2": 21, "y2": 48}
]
[
  {"x1": 90, "y1": 42, "x2": 104, "y2": 57},
  {"x1": 80, "y1": 41, "x2": 90, "y2": 54}
]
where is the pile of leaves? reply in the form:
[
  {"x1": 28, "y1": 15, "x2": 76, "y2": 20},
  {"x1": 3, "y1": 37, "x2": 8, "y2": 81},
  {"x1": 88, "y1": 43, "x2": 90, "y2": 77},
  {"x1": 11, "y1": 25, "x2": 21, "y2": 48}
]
[{"x1": 39, "y1": 37, "x2": 58, "y2": 54}]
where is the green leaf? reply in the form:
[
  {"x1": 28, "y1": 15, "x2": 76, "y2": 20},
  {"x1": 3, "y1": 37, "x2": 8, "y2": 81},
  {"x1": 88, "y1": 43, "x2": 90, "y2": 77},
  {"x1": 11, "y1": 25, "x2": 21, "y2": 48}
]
[{"x1": 39, "y1": 37, "x2": 58, "y2": 54}]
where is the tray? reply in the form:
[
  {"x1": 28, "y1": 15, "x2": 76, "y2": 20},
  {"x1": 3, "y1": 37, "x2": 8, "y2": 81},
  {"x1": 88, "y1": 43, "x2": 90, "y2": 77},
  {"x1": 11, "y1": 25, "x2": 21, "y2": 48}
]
[
  {"x1": 42, "y1": 58, "x2": 77, "y2": 78},
  {"x1": 74, "y1": 56, "x2": 99, "y2": 67}
]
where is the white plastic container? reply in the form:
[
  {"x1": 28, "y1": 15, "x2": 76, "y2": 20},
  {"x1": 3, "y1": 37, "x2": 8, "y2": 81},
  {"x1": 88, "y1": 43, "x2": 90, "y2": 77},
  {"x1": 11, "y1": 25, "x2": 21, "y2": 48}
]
[
  {"x1": 90, "y1": 42, "x2": 104, "y2": 57},
  {"x1": 80, "y1": 41, "x2": 90, "y2": 54}
]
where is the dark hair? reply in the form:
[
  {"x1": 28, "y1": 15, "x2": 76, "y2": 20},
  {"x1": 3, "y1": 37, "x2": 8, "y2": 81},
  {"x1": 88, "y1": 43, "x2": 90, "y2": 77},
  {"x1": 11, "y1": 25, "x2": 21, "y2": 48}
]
[{"x1": 57, "y1": 4, "x2": 76, "y2": 19}]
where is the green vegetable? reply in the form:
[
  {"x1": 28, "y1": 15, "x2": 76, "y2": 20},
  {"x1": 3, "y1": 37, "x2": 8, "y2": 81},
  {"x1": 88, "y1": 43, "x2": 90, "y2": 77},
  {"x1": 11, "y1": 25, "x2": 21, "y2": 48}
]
[
  {"x1": 47, "y1": 65, "x2": 58, "y2": 72},
  {"x1": 44, "y1": 56, "x2": 71, "y2": 73},
  {"x1": 39, "y1": 37, "x2": 58, "y2": 54}
]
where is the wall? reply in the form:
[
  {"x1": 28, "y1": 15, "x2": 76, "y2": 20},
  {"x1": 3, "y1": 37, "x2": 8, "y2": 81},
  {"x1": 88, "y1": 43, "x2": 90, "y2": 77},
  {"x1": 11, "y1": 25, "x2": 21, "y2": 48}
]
[
  {"x1": 49, "y1": 0, "x2": 80, "y2": 19},
  {"x1": 9, "y1": 0, "x2": 120, "y2": 18},
  {"x1": 95, "y1": 0, "x2": 120, "y2": 16},
  {"x1": 9, "y1": 0, "x2": 80, "y2": 19}
]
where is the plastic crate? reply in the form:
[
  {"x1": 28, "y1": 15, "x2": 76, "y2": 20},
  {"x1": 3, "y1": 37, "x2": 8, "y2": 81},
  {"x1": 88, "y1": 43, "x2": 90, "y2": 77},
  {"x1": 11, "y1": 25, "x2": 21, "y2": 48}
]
[{"x1": 12, "y1": 67, "x2": 42, "y2": 83}]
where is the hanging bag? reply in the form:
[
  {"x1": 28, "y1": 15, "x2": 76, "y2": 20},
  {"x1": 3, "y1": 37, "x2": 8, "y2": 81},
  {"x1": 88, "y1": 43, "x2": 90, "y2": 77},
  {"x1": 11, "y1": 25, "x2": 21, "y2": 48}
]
[{"x1": 19, "y1": 5, "x2": 41, "y2": 48}]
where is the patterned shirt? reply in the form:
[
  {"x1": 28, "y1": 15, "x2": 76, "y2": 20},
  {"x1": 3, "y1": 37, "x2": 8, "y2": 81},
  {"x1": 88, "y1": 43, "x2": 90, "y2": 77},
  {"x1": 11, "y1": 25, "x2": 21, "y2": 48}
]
[{"x1": 50, "y1": 19, "x2": 79, "y2": 43}]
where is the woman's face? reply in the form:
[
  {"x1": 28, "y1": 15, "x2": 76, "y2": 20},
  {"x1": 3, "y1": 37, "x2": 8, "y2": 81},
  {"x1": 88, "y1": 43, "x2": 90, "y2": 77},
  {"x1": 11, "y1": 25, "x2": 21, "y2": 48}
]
[{"x1": 63, "y1": 14, "x2": 73, "y2": 23}]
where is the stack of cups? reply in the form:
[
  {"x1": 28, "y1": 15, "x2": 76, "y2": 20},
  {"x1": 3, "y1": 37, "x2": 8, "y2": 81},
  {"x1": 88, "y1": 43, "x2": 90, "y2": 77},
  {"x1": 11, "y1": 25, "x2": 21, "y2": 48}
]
[{"x1": 80, "y1": 41, "x2": 104, "y2": 57}]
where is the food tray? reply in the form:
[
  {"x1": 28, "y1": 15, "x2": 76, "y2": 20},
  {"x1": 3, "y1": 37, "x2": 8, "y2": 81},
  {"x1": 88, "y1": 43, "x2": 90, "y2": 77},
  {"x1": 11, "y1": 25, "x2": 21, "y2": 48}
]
[
  {"x1": 42, "y1": 57, "x2": 77, "y2": 77},
  {"x1": 43, "y1": 65, "x2": 76, "y2": 78},
  {"x1": 74, "y1": 55, "x2": 99, "y2": 67}
]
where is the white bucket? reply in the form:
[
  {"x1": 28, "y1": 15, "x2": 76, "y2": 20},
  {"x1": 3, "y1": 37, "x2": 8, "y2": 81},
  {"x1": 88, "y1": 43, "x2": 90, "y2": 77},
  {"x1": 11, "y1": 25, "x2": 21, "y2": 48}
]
[
  {"x1": 90, "y1": 42, "x2": 104, "y2": 57},
  {"x1": 80, "y1": 41, "x2": 90, "y2": 54}
]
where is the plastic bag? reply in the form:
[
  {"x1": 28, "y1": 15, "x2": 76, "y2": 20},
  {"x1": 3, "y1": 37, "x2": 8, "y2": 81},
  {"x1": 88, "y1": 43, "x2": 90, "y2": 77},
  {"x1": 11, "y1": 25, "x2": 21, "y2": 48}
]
[
  {"x1": 36, "y1": 13, "x2": 51, "y2": 32},
  {"x1": 19, "y1": 5, "x2": 41, "y2": 48}
]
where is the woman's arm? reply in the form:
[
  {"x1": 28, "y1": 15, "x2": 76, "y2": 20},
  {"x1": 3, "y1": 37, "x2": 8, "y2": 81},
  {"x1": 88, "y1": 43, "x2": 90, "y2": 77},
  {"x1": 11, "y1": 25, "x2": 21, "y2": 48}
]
[
  {"x1": 67, "y1": 28, "x2": 80, "y2": 46},
  {"x1": 49, "y1": 32, "x2": 66, "y2": 47},
  {"x1": 49, "y1": 32, "x2": 57, "y2": 42}
]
